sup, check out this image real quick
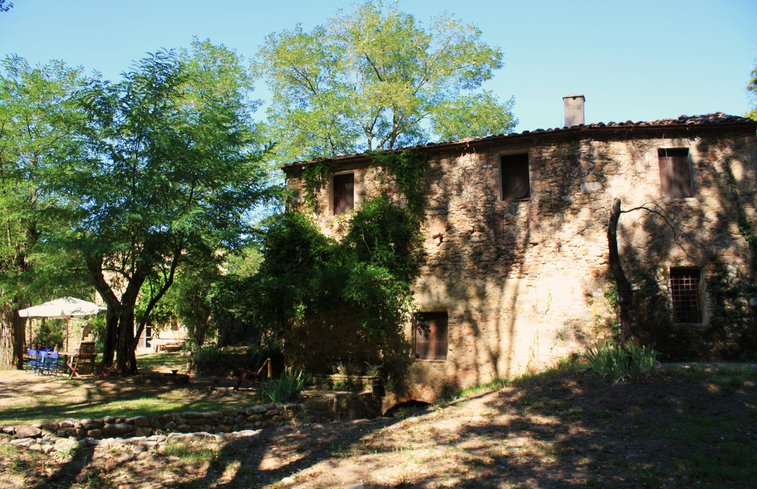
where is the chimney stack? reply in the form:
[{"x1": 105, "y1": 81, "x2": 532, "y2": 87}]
[{"x1": 563, "y1": 94, "x2": 585, "y2": 127}]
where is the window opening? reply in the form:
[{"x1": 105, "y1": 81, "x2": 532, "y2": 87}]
[
  {"x1": 659, "y1": 148, "x2": 693, "y2": 198},
  {"x1": 500, "y1": 153, "x2": 530, "y2": 200},
  {"x1": 670, "y1": 267, "x2": 702, "y2": 323},
  {"x1": 415, "y1": 312, "x2": 448, "y2": 361},
  {"x1": 333, "y1": 173, "x2": 355, "y2": 214}
]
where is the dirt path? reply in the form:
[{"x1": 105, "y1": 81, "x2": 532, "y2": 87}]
[{"x1": 2, "y1": 365, "x2": 755, "y2": 488}]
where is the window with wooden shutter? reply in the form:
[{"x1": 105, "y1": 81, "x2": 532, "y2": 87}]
[
  {"x1": 658, "y1": 148, "x2": 693, "y2": 198},
  {"x1": 670, "y1": 267, "x2": 702, "y2": 323},
  {"x1": 333, "y1": 173, "x2": 354, "y2": 215},
  {"x1": 415, "y1": 312, "x2": 448, "y2": 361},
  {"x1": 500, "y1": 153, "x2": 530, "y2": 200}
]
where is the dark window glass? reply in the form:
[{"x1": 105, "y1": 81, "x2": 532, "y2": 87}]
[
  {"x1": 501, "y1": 154, "x2": 530, "y2": 200},
  {"x1": 659, "y1": 148, "x2": 693, "y2": 198},
  {"x1": 670, "y1": 267, "x2": 702, "y2": 323},
  {"x1": 415, "y1": 312, "x2": 448, "y2": 361},
  {"x1": 333, "y1": 173, "x2": 355, "y2": 214}
]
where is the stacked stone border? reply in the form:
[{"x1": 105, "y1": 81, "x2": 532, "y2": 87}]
[{"x1": 1, "y1": 390, "x2": 379, "y2": 448}]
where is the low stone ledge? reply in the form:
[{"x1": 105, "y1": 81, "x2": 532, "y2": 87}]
[{"x1": 5, "y1": 390, "x2": 379, "y2": 444}]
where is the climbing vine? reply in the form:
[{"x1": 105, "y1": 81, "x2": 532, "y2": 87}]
[
  {"x1": 300, "y1": 161, "x2": 336, "y2": 212},
  {"x1": 253, "y1": 150, "x2": 430, "y2": 387}
]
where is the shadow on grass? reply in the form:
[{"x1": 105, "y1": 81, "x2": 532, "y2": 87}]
[{"x1": 406, "y1": 366, "x2": 757, "y2": 488}]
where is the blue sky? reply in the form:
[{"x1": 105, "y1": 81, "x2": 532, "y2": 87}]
[{"x1": 1, "y1": 0, "x2": 755, "y2": 132}]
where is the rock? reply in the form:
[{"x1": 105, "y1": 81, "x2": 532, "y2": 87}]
[
  {"x1": 130, "y1": 416, "x2": 150, "y2": 427},
  {"x1": 39, "y1": 421, "x2": 60, "y2": 433},
  {"x1": 102, "y1": 423, "x2": 133, "y2": 437},
  {"x1": 14, "y1": 425, "x2": 42, "y2": 439},
  {"x1": 10, "y1": 438, "x2": 35, "y2": 448},
  {"x1": 247, "y1": 405, "x2": 267, "y2": 415},
  {"x1": 86, "y1": 430, "x2": 103, "y2": 439},
  {"x1": 58, "y1": 419, "x2": 76, "y2": 429},
  {"x1": 82, "y1": 419, "x2": 104, "y2": 430}
]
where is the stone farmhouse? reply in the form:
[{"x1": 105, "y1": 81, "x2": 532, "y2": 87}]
[{"x1": 284, "y1": 97, "x2": 757, "y2": 402}]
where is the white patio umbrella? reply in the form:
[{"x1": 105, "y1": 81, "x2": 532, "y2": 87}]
[{"x1": 19, "y1": 297, "x2": 106, "y2": 351}]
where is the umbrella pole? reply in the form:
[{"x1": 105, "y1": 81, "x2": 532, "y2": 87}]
[{"x1": 66, "y1": 318, "x2": 69, "y2": 353}]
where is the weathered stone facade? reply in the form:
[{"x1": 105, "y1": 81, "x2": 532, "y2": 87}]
[{"x1": 284, "y1": 114, "x2": 757, "y2": 402}]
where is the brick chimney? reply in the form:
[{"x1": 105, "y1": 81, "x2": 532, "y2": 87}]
[{"x1": 563, "y1": 94, "x2": 585, "y2": 127}]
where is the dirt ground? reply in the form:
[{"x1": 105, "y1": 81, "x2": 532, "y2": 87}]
[{"x1": 2, "y1": 365, "x2": 756, "y2": 488}]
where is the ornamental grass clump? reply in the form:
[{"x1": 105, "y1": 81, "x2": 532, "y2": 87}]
[
  {"x1": 261, "y1": 370, "x2": 310, "y2": 404},
  {"x1": 585, "y1": 340, "x2": 658, "y2": 383}
]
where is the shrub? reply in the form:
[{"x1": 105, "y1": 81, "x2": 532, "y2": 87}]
[
  {"x1": 261, "y1": 370, "x2": 310, "y2": 403},
  {"x1": 584, "y1": 340, "x2": 658, "y2": 383}
]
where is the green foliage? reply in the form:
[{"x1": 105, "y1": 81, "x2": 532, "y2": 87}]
[
  {"x1": 344, "y1": 195, "x2": 421, "y2": 280},
  {"x1": 251, "y1": 208, "x2": 414, "y2": 383},
  {"x1": 584, "y1": 340, "x2": 658, "y2": 383},
  {"x1": 748, "y1": 66, "x2": 757, "y2": 121},
  {"x1": 256, "y1": 0, "x2": 516, "y2": 162},
  {"x1": 189, "y1": 344, "x2": 278, "y2": 375},
  {"x1": 301, "y1": 161, "x2": 336, "y2": 212},
  {"x1": 36, "y1": 40, "x2": 279, "y2": 372},
  {"x1": 163, "y1": 440, "x2": 218, "y2": 463},
  {"x1": 0, "y1": 55, "x2": 89, "y2": 303},
  {"x1": 372, "y1": 150, "x2": 430, "y2": 218},
  {"x1": 261, "y1": 370, "x2": 309, "y2": 403}
]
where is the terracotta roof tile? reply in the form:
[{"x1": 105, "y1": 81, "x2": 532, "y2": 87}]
[{"x1": 283, "y1": 113, "x2": 756, "y2": 168}]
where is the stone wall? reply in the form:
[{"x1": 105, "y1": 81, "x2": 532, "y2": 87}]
[
  {"x1": 286, "y1": 128, "x2": 756, "y2": 402},
  {"x1": 1, "y1": 391, "x2": 380, "y2": 443}
]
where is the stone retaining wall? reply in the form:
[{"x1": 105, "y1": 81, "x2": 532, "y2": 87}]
[{"x1": 1, "y1": 390, "x2": 379, "y2": 444}]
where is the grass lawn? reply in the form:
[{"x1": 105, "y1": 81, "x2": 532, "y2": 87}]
[
  {"x1": 0, "y1": 352, "x2": 259, "y2": 426},
  {"x1": 1, "y1": 362, "x2": 755, "y2": 488}
]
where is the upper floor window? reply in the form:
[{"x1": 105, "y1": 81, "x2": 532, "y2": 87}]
[
  {"x1": 415, "y1": 311, "x2": 448, "y2": 361},
  {"x1": 500, "y1": 153, "x2": 530, "y2": 201},
  {"x1": 658, "y1": 148, "x2": 693, "y2": 198},
  {"x1": 333, "y1": 173, "x2": 354, "y2": 215},
  {"x1": 670, "y1": 267, "x2": 702, "y2": 323}
]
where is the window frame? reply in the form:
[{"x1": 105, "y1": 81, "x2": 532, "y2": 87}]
[
  {"x1": 414, "y1": 311, "x2": 449, "y2": 362},
  {"x1": 658, "y1": 148, "x2": 694, "y2": 198},
  {"x1": 669, "y1": 266, "x2": 703, "y2": 324},
  {"x1": 499, "y1": 153, "x2": 531, "y2": 201}
]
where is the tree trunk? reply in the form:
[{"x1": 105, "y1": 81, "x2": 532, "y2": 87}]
[
  {"x1": 608, "y1": 198, "x2": 634, "y2": 344},
  {"x1": 116, "y1": 306, "x2": 137, "y2": 374},
  {"x1": 0, "y1": 301, "x2": 25, "y2": 369},
  {"x1": 101, "y1": 306, "x2": 119, "y2": 367}
]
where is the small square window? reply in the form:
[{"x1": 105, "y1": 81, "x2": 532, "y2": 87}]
[
  {"x1": 658, "y1": 148, "x2": 693, "y2": 198},
  {"x1": 670, "y1": 267, "x2": 702, "y2": 323},
  {"x1": 415, "y1": 312, "x2": 448, "y2": 361},
  {"x1": 500, "y1": 154, "x2": 530, "y2": 200},
  {"x1": 333, "y1": 173, "x2": 354, "y2": 214}
]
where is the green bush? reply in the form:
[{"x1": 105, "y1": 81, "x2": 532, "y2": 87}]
[
  {"x1": 584, "y1": 340, "x2": 658, "y2": 383},
  {"x1": 261, "y1": 370, "x2": 310, "y2": 404},
  {"x1": 190, "y1": 345, "x2": 280, "y2": 375}
]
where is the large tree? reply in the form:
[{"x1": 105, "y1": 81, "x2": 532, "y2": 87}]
[
  {"x1": 0, "y1": 55, "x2": 88, "y2": 368},
  {"x1": 46, "y1": 40, "x2": 278, "y2": 374},
  {"x1": 256, "y1": 0, "x2": 516, "y2": 162},
  {"x1": 748, "y1": 66, "x2": 757, "y2": 121}
]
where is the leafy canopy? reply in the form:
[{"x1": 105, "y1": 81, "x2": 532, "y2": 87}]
[
  {"x1": 748, "y1": 66, "x2": 757, "y2": 121},
  {"x1": 257, "y1": 0, "x2": 516, "y2": 162},
  {"x1": 0, "y1": 55, "x2": 90, "y2": 304},
  {"x1": 41, "y1": 39, "x2": 278, "y2": 372}
]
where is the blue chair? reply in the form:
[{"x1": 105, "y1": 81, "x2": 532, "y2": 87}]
[
  {"x1": 25, "y1": 349, "x2": 36, "y2": 371},
  {"x1": 28, "y1": 349, "x2": 44, "y2": 374},
  {"x1": 43, "y1": 351, "x2": 63, "y2": 375}
]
